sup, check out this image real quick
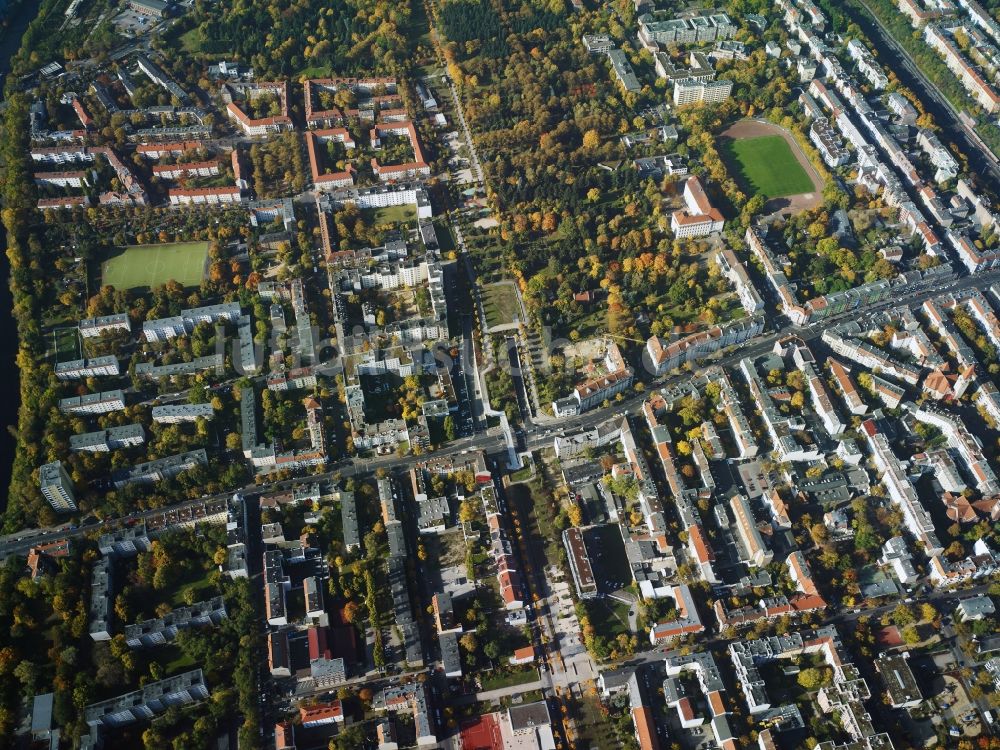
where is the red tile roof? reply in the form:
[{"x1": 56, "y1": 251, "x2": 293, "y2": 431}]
[{"x1": 299, "y1": 701, "x2": 343, "y2": 725}]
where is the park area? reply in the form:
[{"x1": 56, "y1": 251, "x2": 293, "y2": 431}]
[{"x1": 102, "y1": 241, "x2": 209, "y2": 290}]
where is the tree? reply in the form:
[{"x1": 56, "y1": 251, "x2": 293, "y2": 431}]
[
  {"x1": 566, "y1": 503, "x2": 583, "y2": 527},
  {"x1": 891, "y1": 603, "x2": 915, "y2": 627},
  {"x1": 797, "y1": 667, "x2": 830, "y2": 691},
  {"x1": 344, "y1": 602, "x2": 361, "y2": 624},
  {"x1": 459, "y1": 633, "x2": 478, "y2": 653},
  {"x1": 945, "y1": 540, "x2": 966, "y2": 560},
  {"x1": 808, "y1": 523, "x2": 828, "y2": 545},
  {"x1": 13, "y1": 660, "x2": 37, "y2": 696},
  {"x1": 582, "y1": 129, "x2": 600, "y2": 149},
  {"x1": 459, "y1": 499, "x2": 477, "y2": 523},
  {"x1": 330, "y1": 724, "x2": 365, "y2": 750},
  {"x1": 901, "y1": 624, "x2": 922, "y2": 645}
]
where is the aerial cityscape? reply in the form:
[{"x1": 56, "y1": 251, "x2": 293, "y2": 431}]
[{"x1": 3, "y1": 0, "x2": 1000, "y2": 748}]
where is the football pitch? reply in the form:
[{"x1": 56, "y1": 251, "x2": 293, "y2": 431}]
[
  {"x1": 723, "y1": 135, "x2": 815, "y2": 199},
  {"x1": 102, "y1": 241, "x2": 209, "y2": 290}
]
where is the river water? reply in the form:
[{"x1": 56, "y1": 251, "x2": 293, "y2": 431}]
[{"x1": 0, "y1": 7, "x2": 41, "y2": 511}]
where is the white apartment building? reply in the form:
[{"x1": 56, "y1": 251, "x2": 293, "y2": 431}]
[
  {"x1": 168, "y1": 187, "x2": 243, "y2": 206},
  {"x1": 715, "y1": 248, "x2": 764, "y2": 314},
  {"x1": 79, "y1": 313, "x2": 131, "y2": 338},
  {"x1": 55, "y1": 356, "x2": 120, "y2": 380},
  {"x1": 673, "y1": 78, "x2": 733, "y2": 106},
  {"x1": 40, "y1": 461, "x2": 76, "y2": 513}
]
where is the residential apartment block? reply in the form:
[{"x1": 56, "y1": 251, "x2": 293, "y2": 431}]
[
  {"x1": 639, "y1": 13, "x2": 736, "y2": 47},
  {"x1": 39, "y1": 461, "x2": 76, "y2": 513},
  {"x1": 924, "y1": 24, "x2": 1000, "y2": 112},
  {"x1": 673, "y1": 78, "x2": 733, "y2": 106},
  {"x1": 69, "y1": 424, "x2": 145, "y2": 453}
]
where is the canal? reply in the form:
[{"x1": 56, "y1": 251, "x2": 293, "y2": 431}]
[{"x1": 0, "y1": 5, "x2": 41, "y2": 510}]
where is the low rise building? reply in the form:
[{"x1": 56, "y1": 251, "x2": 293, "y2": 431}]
[
  {"x1": 875, "y1": 652, "x2": 922, "y2": 708},
  {"x1": 583, "y1": 34, "x2": 615, "y2": 54},
  {"x1": 957, "y1": 594, "x2": 996, "y2": 620},
  {"x1": 506, "y1": 701, "x2": 556, "y2": 750},
  {"x1": 608, "y1": 49, "x2": 641, "y2": 92},
  {"x1": 649, "y1": 584, "x2": 705, "y2": 644},
  {"x1": 881, "y1": 537, "x2": 919, "y2": 584}
]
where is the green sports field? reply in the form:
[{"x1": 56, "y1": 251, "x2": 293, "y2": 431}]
[
  {"x1": 723, "y1": 135, "x2": 815, "y2": 199},
  {"x1": 102, "y1": 241, "x2": 209, "y2": 290}
]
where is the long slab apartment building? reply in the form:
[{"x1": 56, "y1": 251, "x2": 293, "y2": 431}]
[
  {"x1": 639, "y1": 12, "x2": 737, "y2": 47},
  {"x1": 924, "y1": 23, "x2": 1000, "y2": 113}
]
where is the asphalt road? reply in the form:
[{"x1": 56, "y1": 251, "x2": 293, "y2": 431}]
[{"x1": 4, "y1": 264, "x2": 999, "y2": 559}]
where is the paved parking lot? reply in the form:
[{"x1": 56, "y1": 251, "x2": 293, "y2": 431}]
[{"x1": 113, "y1": 9, "x2": 155, "y2": 36}]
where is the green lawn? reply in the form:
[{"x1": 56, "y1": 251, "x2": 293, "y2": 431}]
[
  {"x1": 169, "y1": 569, "x2": 217, "y2": 608},
  {"x1": 481, "y1": 667, "x2": 539, "y2": 691},
  {"x1": 723, "y1": 135, "x2": 815, "y2": 199},
  {"x1": 51, "y1": 327, "x2": 80, "y2": 362},
  {"x1": 178, "y1": 26, "x2": 208, "y2": 54},
  {"x1": 363, "y1": 204, "x2": 417, "y2": 226},
  {"x1": 102, "y1": 241, "x2": 209, "y2": 290},
  {"x1": 509, "y1": 457, "x2": 534, "y2": 483},
  {"x1": 295, "y1": 64, "x2": 336, "y2": 78},
  {"x1": 432, "y1": 219, "x2": 456, "y2": 252},
  {"x1": 482, "y1": 282, "x2": 521, "y2": 329},
  {"x1": 574, "y1": 692, "x2": 619, "y2": 750},
  {"x1": 584, "y1": 597, "x2": 632, "y2": 640},
  {"x1": 160, "y1": 644, "x2": 197, "y2": 675}
]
